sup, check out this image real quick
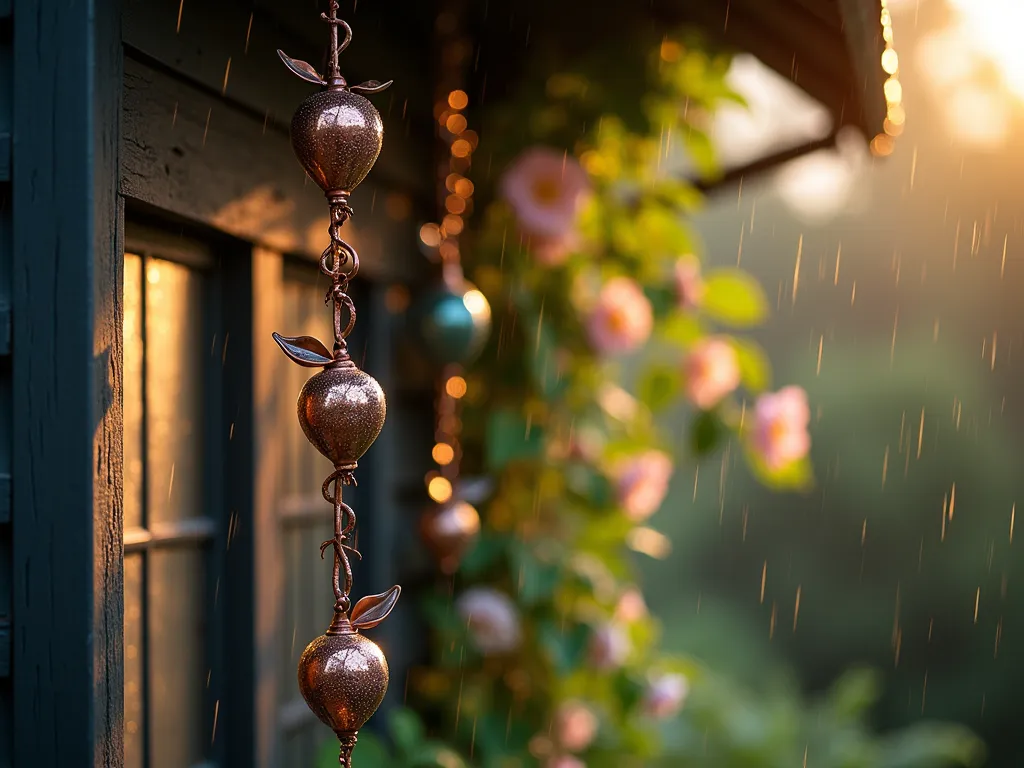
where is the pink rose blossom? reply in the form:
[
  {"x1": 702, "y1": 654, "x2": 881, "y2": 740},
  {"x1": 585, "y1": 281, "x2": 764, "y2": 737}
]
[
  {"x1": 589, "y1": 623, "x2": 631, "y2": 670},
  {"x1": 501, "y1": 147, "x2": 591, "y2": 240},
  {"x1": 616, "y1": 451, "x2": 673, "y2": 522},
  {"x1": 684, "y1": 337, "x2": 741, "y2": 410},
  {"x1": 554, "y1": 701, "x2": 598, "y2": 752},
  {"x1": 456, "y1": 588, "x2": 522, "y2": 655},
  {"x1": 644, "y1": 673, "x2": 690, "y2": 718},
  {"x1": 674, "y1": 256, "x2": 705, "y2": 311},
  {"x1": 548, "y1": 757, "x2": 586, "y2": 768},
  {"x1": 614, "y1": 587, "x2": 649, "y2": 623},
  {"x1": 752, "y1": 386, "x2": 812, "y2": 469},
  {"x1": 586, "y1": 278, "x2": 653, "y2": 355}
]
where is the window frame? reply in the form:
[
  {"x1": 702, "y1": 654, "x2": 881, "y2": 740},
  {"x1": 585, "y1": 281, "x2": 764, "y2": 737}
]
[{"x1": 124, "y1": 219, "x2": 256, "y2": 768}]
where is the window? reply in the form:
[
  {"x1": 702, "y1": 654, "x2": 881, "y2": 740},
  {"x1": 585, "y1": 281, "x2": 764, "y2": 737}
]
[
  {"x1": 121, "y1": 228, "x2": 398, "y2": 767},
  {"x1": 123, "y1": 235, "x2": 219, "y2": 768}
]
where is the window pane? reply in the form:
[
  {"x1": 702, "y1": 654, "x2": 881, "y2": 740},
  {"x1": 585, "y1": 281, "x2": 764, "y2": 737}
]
[
  {"x1": 124, "y1": 254, "x2": 144, "y2": 529},
  {"x1": 124, "y1": 554, "x2": 145, "y2": 768},
  {"x1": 145, "y1": 258, "x2": 205, "y2": 524},
  {"x1": 149, "y1": 548, "x2": 207, "y2": 768},
  {"x1": 282, "y1": 276, "x2": 334, "y2": 496}
]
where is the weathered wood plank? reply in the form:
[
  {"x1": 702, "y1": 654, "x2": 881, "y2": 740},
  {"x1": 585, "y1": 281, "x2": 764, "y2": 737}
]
[
  {"x1": 121, "y1": 56, "x2": 421, "y2": 280},
  {"x1": 0, "y1": 622, "x2": 9, "y2": 678},
  {"x1": 122, "y1": 0, "x2": 432, "y2": 200},
  {"x1": 0, "y1": 133, "x2": 9, "y2": 182},
  {"x1": 0, "y1": 474, "x2": 10, "y2": 525},
  {"x1": 0, "y1": 304, "x2": 10, "y2": 355},
  {"x1": 11, "y1": 0, "x2": 123, "y2": 765}
]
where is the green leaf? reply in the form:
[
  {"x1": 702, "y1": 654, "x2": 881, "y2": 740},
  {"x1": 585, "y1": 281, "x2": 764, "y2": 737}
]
[
  {"x1": 459, "y1": 532, "x2": 509, "y2": 578},
  {"x1": 510, "y1": 543, "x2": 561, "y2": 606},
  {"x1": 659, "y1": 312, "x2": 705, "y2": 346},
  {"x1": 745, "y1": 449, "x2": 814, "y2": 491},
  {"x1": 539, "y1": 621, "x2": 590, "y2": 674},
  {"x1": 565, "y1": 463, "x2": 615, "y2": 508},
  {"x1": 412, "y1": 742, "x2": 468, "y2": 768},
  {"x1": 691, "y1": 410, "x2": 727, "y2": 456},
  {"x1": 613, "y1": 205, "x2": 693, "y2": 260},
  {"x1": 828, "y1": 668, "x2": 881, "y2": 721},
  {"x1": 486, "y1": 409, "x2": 545, "y2": 471},
  {"x1": 702, "y1": 269, "x2": 769, "y2": 327},
  {"x1": 613, "y1": 670, "x2": 646, "y2": 713},
  {"x1": 876, "y1": 723, "x2": 986, "y2": 768},
  {"x1": 729, "y1": 337, "x2": 771, "y2": 392},
  {"x1": 637, "y1": 365, "x2": 681, "y2": 412},
  {"x1": 389, "y1": 707, "x2": 426, "y2": 757},
  {"x1": 644, "y1": 284, "x2": 678, "y2": 319}
]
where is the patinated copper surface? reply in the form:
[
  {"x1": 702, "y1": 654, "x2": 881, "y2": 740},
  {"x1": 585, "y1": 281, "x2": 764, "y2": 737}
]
[
  {"x1": 273, "y1": 4, "x2": 400, "y2": 765},
  {"x1": 297, "y1": 365, "x2": 386, "y2": 472},
  {"x1": 290, "y1": 90, "x2": 384, "y2": 196},
  {"x1": 298, "y1": 632, "x2": 390, "y2": 766}
]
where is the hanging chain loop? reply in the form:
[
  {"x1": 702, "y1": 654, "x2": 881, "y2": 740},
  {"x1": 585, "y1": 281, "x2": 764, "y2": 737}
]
[{"x1": 320, "y1": 198, "x2": 360, "y2": 361}]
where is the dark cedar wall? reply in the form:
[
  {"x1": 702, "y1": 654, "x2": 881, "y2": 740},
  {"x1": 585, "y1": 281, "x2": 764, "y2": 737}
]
[
  {"x1": 0, "y1": 3, "x2": 10, "y2": 762},
  {"x1": 11, "y1": 0, "x2": 124, "y2": 765}
]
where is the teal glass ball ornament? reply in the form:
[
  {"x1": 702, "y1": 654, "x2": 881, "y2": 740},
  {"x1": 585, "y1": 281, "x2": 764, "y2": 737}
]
[{"x1": 411, "y1": 280, "x2": 492, "y2": 367}]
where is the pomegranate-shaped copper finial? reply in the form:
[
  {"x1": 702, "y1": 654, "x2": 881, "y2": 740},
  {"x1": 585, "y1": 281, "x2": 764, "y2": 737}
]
[
  {"x1": 272, "y1": 334, "x2": 386, "y2": 477},
  {"x1": 277, "y1": 3, "x2": 391, "y2": 199},
  {"x1": 298, "y1": 587, "x2": 401, "y2": 768}
]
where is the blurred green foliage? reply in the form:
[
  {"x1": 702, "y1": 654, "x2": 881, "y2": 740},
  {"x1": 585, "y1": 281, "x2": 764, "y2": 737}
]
[
  {"x1": 317, "y1": 28, "x2": 985, "y2": 768},
  {"x1": 648, "y1": 334, "x2": 1016, "y2": 757}
]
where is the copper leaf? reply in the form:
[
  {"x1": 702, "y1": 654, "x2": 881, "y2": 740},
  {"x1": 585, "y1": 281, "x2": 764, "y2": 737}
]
[
  {"x1": 277, "y1": 50, "x2": 326, "y2": 86},
  {"x1": 272, "y1": 333, "x2": 333, "y2": 367},
  {"x1": 350, "y1": 585, "x2": 401, "y2": 629},
  {"x1": 350, "y1": 79, "x2": 394, "y2": 95}
]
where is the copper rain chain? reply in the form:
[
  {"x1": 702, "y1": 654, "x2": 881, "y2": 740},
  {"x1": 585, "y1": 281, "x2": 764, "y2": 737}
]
[{"x1": 273, "y1": 4, "x2": 400, "y2": 765}]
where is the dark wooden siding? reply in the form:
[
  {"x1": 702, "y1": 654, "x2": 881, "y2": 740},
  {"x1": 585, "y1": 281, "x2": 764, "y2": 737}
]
[
  {"x1": 11, "y1": 0, "x2": 124, "y2": 765},
  {"x1": 0, "y1": 3, "x2": 10, "y2": 761}
]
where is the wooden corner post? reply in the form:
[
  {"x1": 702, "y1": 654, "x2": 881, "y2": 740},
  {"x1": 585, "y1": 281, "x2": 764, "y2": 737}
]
[{"x1": 11, "y1": 0, "x2": 124, "y2": 764}]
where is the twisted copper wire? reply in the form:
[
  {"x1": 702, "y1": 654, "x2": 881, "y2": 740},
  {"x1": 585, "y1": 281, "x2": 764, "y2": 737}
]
[
  {"x1": 320, "y1": 200, "x2": 360, "y2": 360},
  {"x1": 321, "y1": 470, "x2": 361, "y2": 614},
  {"x1": 338, "y1": 734, "x2": 358, "y2": 767}
]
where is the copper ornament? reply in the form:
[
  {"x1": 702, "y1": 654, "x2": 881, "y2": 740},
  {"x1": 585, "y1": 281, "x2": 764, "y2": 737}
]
[
  {"x1": 421, "y1": 500, "x2": 481, "y2": 575},
  {"x1": 290, "y1": 89, "x2": 384, "y2": 197},
  {"x1": 274, "y1": 4, "x2": 400, "y2": 765},
  {"x1": 297, "y1": 364, "x2": 387, "y2": 473}
]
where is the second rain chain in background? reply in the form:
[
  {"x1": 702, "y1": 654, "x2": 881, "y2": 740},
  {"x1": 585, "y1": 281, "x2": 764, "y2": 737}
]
[
  {"x1": 271, "y1": 3, "x2": 399, "y2": 766},
  {"x1": 413, "y1": 0, "x2": 492, "y2": 574}
]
